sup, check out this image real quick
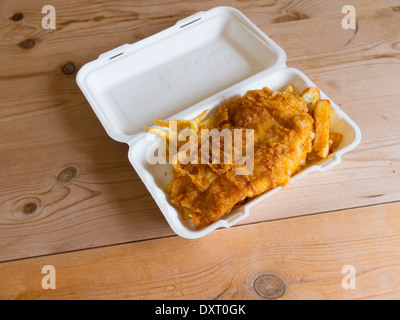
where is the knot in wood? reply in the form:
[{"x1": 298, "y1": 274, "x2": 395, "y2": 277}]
[
  {"x1": 11, "y1": 13, "x2": 24, "y2": 21},
  {"x1": 13, "y1": 197, "x2": 42, "y2": 219},
  {"x1": 254, "y1": 275, "x2": 286, "y2": 299},
  {"x1": 18, "y1": 39, "x2": 36, "y2": 49},
  {"x1": 57, "y1": 166, "x2": 79, "y2": 184},
  {"x1": 22, "y1": 202, "x2": 38, "y2": 215},
  {"x1": 62, "y1": 62, "x2": 76, "y2": 75}
]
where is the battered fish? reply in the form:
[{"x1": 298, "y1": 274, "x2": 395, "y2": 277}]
[{"x1": 166, "y1": 87, "x2": 315, "y2": 226}]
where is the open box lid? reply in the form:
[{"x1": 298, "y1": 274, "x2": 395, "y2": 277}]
[{"x1": 76, "y1": 6, "x2": 286, "y2": 143}]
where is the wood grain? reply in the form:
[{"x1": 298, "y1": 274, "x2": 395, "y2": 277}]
[
  {"x1": 1, "y1": 201, "x2": 400, "y2": 300},
  {"x1": 0, "y1": 0, "x2": 399, "y2": 262}
]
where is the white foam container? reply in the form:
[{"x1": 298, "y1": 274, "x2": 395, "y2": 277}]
[{"x1": 76, "y1": 6, "x2": 361, "y2": 239}]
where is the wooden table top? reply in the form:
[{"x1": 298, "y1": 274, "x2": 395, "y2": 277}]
[{"x1": 0, "y1": 0, "x2": 399, "y2": 300}]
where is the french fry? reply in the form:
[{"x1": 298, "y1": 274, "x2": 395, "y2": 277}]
[
  {"x1": 301, "y1": 87, "x2": 320, "y2": 113},
  {"x1": 164, "y1": 180, "x2": 173, "y2": 194},
  {"x1": 145, "y1": 110, "x2": 209, "y2": 162},
  {"x1": 192, "y1": 110, "x2": 208, "y2": 129},
  {"x1": 285, "y1": 84, "x2": 299, "y2": 95},
  {"x1": 144, "y1": 126, "x2": 177, "y2": 143},
  {"x1": 153, "y1": 110, "x2": 208, "y2": 132},
  {"x1": 144, "y1": 126, "x2": 179, "y2": 161},
  {"x1": 153, "y1": 119, "x2": 170, "y2": 128},
  {"x1": 329, "y1": 132, "x2": 343, "y2": 152},
  {"x1": 182, "y1": 208, "x2": 192, "y2": 220},
  {"x1": 306, "y1": 150, "x2": 322, "y2": 163},
  {"x1": 312, "y1": 99, "x2": 331, "y2": 159},
  {"x1": 198, "y1": 117, "x2": 216, "y2": 129}
]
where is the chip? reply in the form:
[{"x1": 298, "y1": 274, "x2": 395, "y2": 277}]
[
  {"x1": 312, "y1": 99, "x2": 331, "y2": 158},
  {"x1": 301, "y1": 87, "x2": 320, "y2": 113},
  {"x1": 329, "y1": 132, "x2": 343, "y2": 152}
]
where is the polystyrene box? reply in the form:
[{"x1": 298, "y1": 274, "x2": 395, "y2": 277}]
[{"x1": 76, "y1": 6, "x2": 361, "y2": 238}]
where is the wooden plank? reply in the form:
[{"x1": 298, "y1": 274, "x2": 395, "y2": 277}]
[
  {"x1": 0, "y1": 0, "x2": 396, "y2": 77},
  {"x1": 0, "y1": 0, "x2": 399, "y2": 262},
  {"x1": 1, "y1": 201, "x2": 400, "y2": 300}
]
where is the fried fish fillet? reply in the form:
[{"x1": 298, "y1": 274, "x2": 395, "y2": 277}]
[{"x1": 166, "y1": 87, "x2": 315, "y2": 226}]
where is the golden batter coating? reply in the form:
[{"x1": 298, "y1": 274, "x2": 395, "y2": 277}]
[{"x1": 167, "y1": 87, "x2": 314, "y2": 226}]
